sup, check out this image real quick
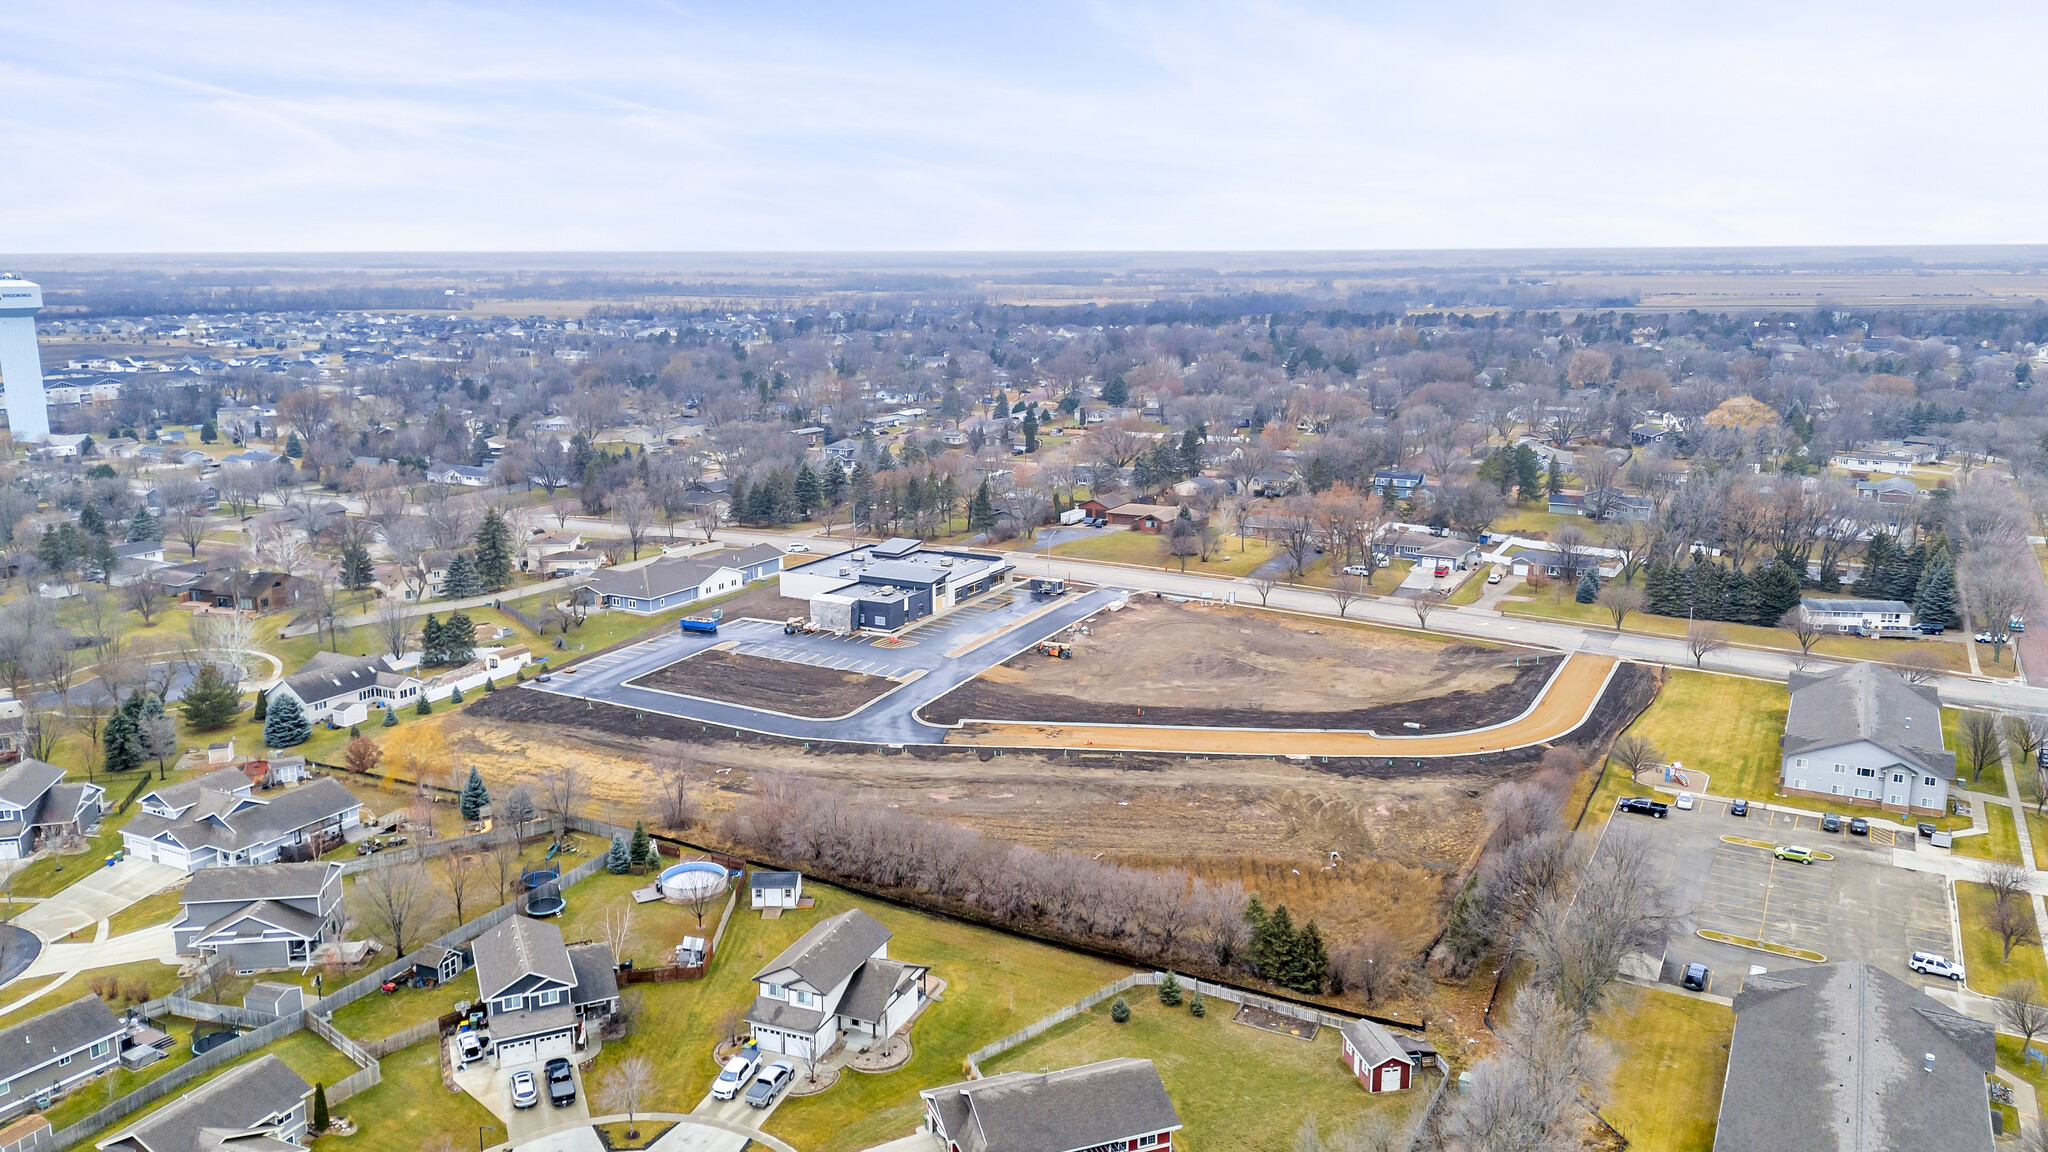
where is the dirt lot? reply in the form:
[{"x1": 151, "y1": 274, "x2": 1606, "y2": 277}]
[
  {"x1": 629, "y1": 648, "x2": 901, "y2": 718},
  {"x1": 920, "y1": 597, "x2": 1557, "y2": 731}
]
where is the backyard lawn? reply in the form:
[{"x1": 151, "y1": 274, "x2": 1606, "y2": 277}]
[
  {"x1": 330, "y1": 972, "x2": 477, "y2": 1042},
  {"x1": 582, "y1": 880, "x2": 1129, "y2": 1152},
  {"x1": 2028, "y1": 809, "x2": 2048, "y2": 871},
  {"x1": 0, "y1": 960, "x2": 179, "y2": 1029},
  {"x1": 313, "y1": 1037, "x2": 497, "y2": 1152},
  {"x1": 1593, "y1": 985, "x2": 1732, "y2": 1152},
  {"x1": 38, "y1": 1018, "x2": 200, "y2": 1132},
  {"x1": 982, "y1": 993, "x2": 1419, "y2": 1152},
  {"x1": 1958, "y1": 881, "x2": 2048, "y2": 992},
  {"x1": 1955, "y1": 804, "x2": 2023, "y2": 866},
  {"x1": 61, "y1": 1029, "x2": 362, "y2": 1152},
  {"x1": 105, "y1": 883, "x2": 188, "y2": 938},
  {"x1": 554, "y1": 871, "x2": 729, "y2": 968}
]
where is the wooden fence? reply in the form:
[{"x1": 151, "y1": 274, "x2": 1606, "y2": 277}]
[
  {"x1": 49, "y1": 1010, "x2": 303, "y2": 1150},
  {"x1": 304, "y1": 1011, "x2": 383, "y2": 1103}
]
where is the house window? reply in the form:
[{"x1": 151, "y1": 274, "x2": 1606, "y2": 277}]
[
  {"x1": 1831, "y1": 786, "x2": 1842, "y2": 795},
  {"x1": 1924, "y1": 777, "x2": 1937, "y2": 787},
  {"x1": 498, "y1": 997, "x2": 523, "y2": 1013},
  {"x1": 1795, "y1": 758, "x2": 1808, "y2": 769},
  {"x1": 90, "y1": 1040, "x2": 109, "y2": 1059},
  {"x1": 1856, "y1": 768, "x2": 1876, "y2": 778},
  {"x1": 57, "y1": 1055, "x2": 70, "y2": 1067},
  {"x1": 766, "y1": 983, "x2": 786, "y2": 999},
  {"x1": 1139, "y1": 1138, "x2": 1157, "y2": 1148},
  {"x1": 538, "y1": 989, "x2": 560, "y2": 1006},
  {"x1": 794, "y1": 989, "x2": 813, "y2": 1007},
  {"x1": 1889, "y1": 795, "x2": 1903, "y2": 805},
  {"x1": 1793, "y1": 779, "x2": 1805, "y2": 790},
  {"x1": 1892, "y1": 774, "x2": 1905, "y2": 784},
  {"x1": 1833, "y1": 764, "x2": 1845, "y2": 774},
  {"x1": 1854, "y1": 788, "x2": 1872, "y2": 799}
]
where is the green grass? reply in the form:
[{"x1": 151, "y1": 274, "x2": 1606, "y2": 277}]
[
  {"x1": 1946, "y1": 708, "x2": 2007, "y2": 796},
  {"x1": 0, "y1": 962, "x2": 179, "y2": 1028},
  {"x1": 1593, "y1": 985, "x2": 1733, "y2": 1152},
  {"x1": 192, "y1": 970, "x2": 323, "y2": 1010},
  {"x1": 1999, "y1": 1033, "x2": 2048, "y2": 1116},
  {"x1": 983, "y1": 993, "x2": 1415, "y2": 1152},
  {"x1": 329, "y1": 972, "x2": 477, "y2": 1042},
  {"x1": 104, "y1": 883, "x2": 187, "y2": 938},
  {"x1": 38, "y1": 1018, "x2": 200, "y2": 1132},
  {"x1": 1446, "y1": 569, "x2": 1490, "y2": 606},
  {"x1": 63, "y1": 1029, "x2": 362, "y2": 1152},
  {"x1": 312, "y1": 1036, "x2": 497, "y2": 1152},
  {"x1": 1958, "y1": 881, "x2": 2048, "y2": 992},
  {"x1": 1051, "y1": 530, "x2": 1283, "y2": 578},
  {"x1": 584, "y1": 880, "x2": 1127, "y2": 1152},
  {"x1": 555, "y1": 871, "x2": 721, "y2": 967},
  {"x1": 1489, "y1": 506, "x2": 1578, "y2": 537},
  {"x1": 1956, "y1": 804, "x2": 2024, "y2": 865},
  {"x1": 2027, "y1": 808, "x2": 2048, "y2": 870}
]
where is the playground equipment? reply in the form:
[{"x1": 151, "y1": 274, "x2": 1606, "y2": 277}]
[{"x1": 521, "y1": 865, "x2": 562, "y2": 891}]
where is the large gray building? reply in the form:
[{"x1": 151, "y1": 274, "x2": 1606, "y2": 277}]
[
  {"x1": 1714, "y1": 963, "x2": 1992, "y2": 1152},
  {"x1": 1779, "y1": 662, "x2": 1953, "y2": 816},
  {"x1": 780, "y1": 538, "x2": 1009, "y2": 633}
]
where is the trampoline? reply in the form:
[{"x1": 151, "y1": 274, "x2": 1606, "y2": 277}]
[
  {"x1": 523, "y1": 890, "x2": 566, "y2": 917},
  {"x1": 521, "y1": 865, "x2": 561, "y2": 891},
  {"x1": 658, "y1": 860, "x2": 730, "y2": 903}
]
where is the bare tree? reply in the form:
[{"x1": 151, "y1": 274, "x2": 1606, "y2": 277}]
[
  {"x1": 351, "y1": 858, "x2": 441, "y2": 956},
  {"x1": 171, "y1": 508, "x2": 209, "y2": 558},
  {"x1": 614, "y1": 481, "x2": 655, "y2": 559},
  {"x1": 542, "y1": 763, "x2": 583, "y2": 844},
  {"x1": 1326, "y1": 574, "x2": 1365, "y2": 618},
  {"x1": 655, "y1": 747, "x2": 697, "y2": 830},
  {"x1": 1247, "y1": 572, "x2": 1279, "y2": 607},
  {"x1": 1595, "y1": 584, "x2": 1645, "y2": 631},
  {"x1": 1960, "y1": 710, "x2": 2003, "y2": 784},
  {"x1": 437, "y1": 850, "x2": 484, "y2": 929},
  {"x1": 1963, "y1": 552, "x2": 2036, "y2": 667},
  {"x1": 1991, "y1": 885, "x2": 2041, "y2": 960},
  {"x1": 1443, "y1": 986, "x2": 1613, "y2": 1152},
  {"x1": 598, "y1": 904, "x2": 635, "y2": 963},
  {"x1": 1685, "y1": 620, "x2": 1727, "y2": 668},
  {"x1": 1608, "y1": 734, "x2": 1661, "y2": 778},
  {"x1": 2005, "y1": 715, "x2": 2047, "y2": 780},
  {"x1": 1411, "y1": 593, "x2": 1440, "y2": 630},
  {"x1": 682, "y1": 866, "x2": 725, "y2": 930},
  {"x1": 2000, "y1": 979, "x2": 2048, "y2": 1062},
  {"x1": 124, "y1": 578, "x2": 164, "y2": 628},
  {"x1": 1331, "y1": 926, "x2": 1409, "y2": 1006},
  {"x1": 374, "y1": 598, "x2": 411, "y2": 660},
  {"x1": 490, "y1": 834, "x2": 523, "y2": 906},
  {"x1": 596, "y1": 1056, "x2": 655, "y2": 1140},
  {"x1": 503, "y1": 786, "x2": 537, "y2": 842},
  {"x1": 1986, "y1": 859, "x2": 2035, "y2": 908}
]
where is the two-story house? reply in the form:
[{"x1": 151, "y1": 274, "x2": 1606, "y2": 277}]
[
  {"x1": 1370, "y1": 469, "x2": 1425, "y2": 500},
  {"x1": 97, "y1": 1054, "x2": 311, "y2": 1152},
  {"x1": 121, "y1": 769, "x2": 362, "y2": 870},
  {"x1": 1780, "y1": 662, "x2": 1954, "y2": 815},
  {"x1": 173, "y1": 861, "x2": 346, "y2": 972},
  {"x1": 920, "y1": 1058, "x2": 1182, "y2": 1152},
  {"x1": 471, "y1": 916, "x2": 618, "y2": 1066},
  {"x1": 0, "y1": 995, "x2": 125, "y2": 1121},
  {"x1": 0, "y1": 758, "x2": 104, "y2": 860},
  {"x1": 746, "y1": 908, "x2": 929, "y2": 1060}
]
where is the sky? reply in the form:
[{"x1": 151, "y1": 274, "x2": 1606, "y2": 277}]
[{"x1": 2, "y1": 1, "x2": 2045, "y2": 253}]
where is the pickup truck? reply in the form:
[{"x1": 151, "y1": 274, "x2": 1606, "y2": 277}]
[{"x1": 1617, "y1": 797, "x2": 1669, "y2": 819}]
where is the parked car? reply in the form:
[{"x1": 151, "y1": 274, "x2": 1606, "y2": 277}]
[
  {"x1": 536, "y1": 673, "x2": 553, "y2": 682},
  {"x1": 510, "y1": 1070, "x2": 539, "y2": 1110},
  {"x1": 1728, "y1": 799, "x2": 1749, "y2": 817},
  {"x1": 785, "y1": 543, "x2": 810, "y2": 553},
  {"x1": 2013, "y1": 616, "x2": 2027, "y2": 633},
  {"x1": 745, "y1": 1060, "x2": 796, "y2": 1109},
  {"x1": 456, "y1": 1027, "x2": 485, "y2": 1066},
  {"x1": 1772, "y1": 845, "x2": 1815, "y2": 864},
  {"x1": 1342, "y1": 565, "x2": 1372, "y2": 577},
  {"x1": 1675, "y1": 792, "x2": 1695, "y2": 811},
  {"x1": 1976, "y1": 631, "x2": 1996, "y2": 644},
  {"x1": 1617, "y1": 797, "x2": 1669, "y2": 818},
  {"x1": 1848, "y1": 817, "x2": 1869, "y2": 836},
  {"x1": 1821, "y1": 812, "x2": 1842, "y2": 834},
  {"x1": 1487, "y1": 568, "x2": 1503, "y2": 584},
  {"x1": 1681, "y1": 963, "x2": 1710, "y2": 991},
  {"x1": 1909, "y1": 951, "x2": 1965, "y2": 981},
  {"x1": 1433, "y1": 562, "x2": 1451, "y2": 578},
  {"x1": 544, "y1": 1057, "x2": 576, "y2": 1107},
  {"x1": 712, "y1": 1051, "x2": 762, "y2": 1101},
  {"x1": 1917, "y1": 822, "x2": 1937, "y2": 838},
  {"x1": 1914, "y1": 622, "x2": 1946, "y2": 635}
]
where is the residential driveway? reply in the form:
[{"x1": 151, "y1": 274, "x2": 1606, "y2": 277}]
[
  {"x1": 12, "y1": 859, "x2": 185, "y2": 942},
  {"x1": 1609, "y1": 797, "x2": 1955, "y2": 994},
  {"x1": 645, "y1": 1120, "x2": 751, "y2": 1152},
  {"x1": 692, "y1": 1080, "x2": 790, "y2": 1127},
  {"x1": 23, "y1": 926, "x2": 177, "y2": 978},
  {"x1": 495, "y1": 1064, "x2": 591, "y2": 1147},
  {"x1": 506, "y1": 1125, "x2": 603, "y2": 1152}
]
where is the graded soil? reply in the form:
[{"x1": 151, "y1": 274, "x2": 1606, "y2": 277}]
[
  {"x1": 917, "y1": 597, "x2": 1557, "y2": 731},
  {"x1": 628, "y1": 648, "x2": 899, "y2": 718}
]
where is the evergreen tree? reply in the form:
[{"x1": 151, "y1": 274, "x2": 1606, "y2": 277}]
[
  {"x1": 1723, "y1": 567, "x2": 1757, "y2": 625},
  {"x1": 793, "y1": 463, "x2": 823, "y2": 518},
  {"x1": 1575, "y1": 568, "x2": 1600, "y2": 604},
  {"x1": 263, "y1": 694, "x2": 311, "y2": 749},
  {"x1": 442, "y1": 552, "x2": 484, "y2": 599},
  {"x1": 1915, "y1": 550, "x2": 1960, "y2": 629},
  {"x1": 1689, "y1": 560, "x2": 1727, "y2": 621},
  {"x1": 474, "y1": 508, "x2": 514, "y2": 590},
  {"x1": 180, "y1": 663, "x2": 243, "y2": 729},
  {"x1": 1100, "y1": 375, "x2": 1129, "y2": 407},
  {"x1": 605, "y1": 834, "x2": 631, "y2": 874},
  {"x1": 443, "y1": 612, "x2": 476, "y2": 664},
  {"x1": 339, "y1": 536, "x2": 375, "y2": 590},
  {"x1": 1021, "y1": 408, "x2": 1039, "y2": 453},
  {"x1": 382, "y1": 705, "x2": 399, "y2": 727},
  {"x1": 312, "y1": 1084, "x2": 329, "y2": 1134},
  {"x1": 484, "y1": 675, "x2": 496, "y2": 692},
  {"x1": 823, "y1": 462, "x2": 846, "y2": 506},
  {"x1": 414, "y1": 694, "x2": 433, "y2": 716},
  {"x1": 1110, "y1": 995, "x2": 1131, "y2": 1023},
  {"x1": 102, "y1": 695, "x2": 146, "y2": 773},
  {"x1": 284, "y1": 432, "x2": 303, "y2": 459},
  {"x1": 630, "y1": 820, "x2": 653, "y2": 868},
  {"x1": 1754, "y1": 560, "x2": 1803, "y2": 626},
  {"x1": 1861, "y1": 532, "x2": 1898, "y2": 598},
  {"x1": 1254, "y1": 904, "x2": 1298, "y2": 981},
  {"x1": 125, "y1": 508, "x2": 160, "y2": 543},
  {"x1": 1513, "y1": 445, "x2": 1544, "y2": 502},
  {"x1": 968, "y1": 480, "x2": 998, "y2": 534},
  {"x1": 448, "y1": 685, "x2": 463, "y2": 704},
  {"x1": 1179, "y1": 425, "x2": 1204, "y2": 475},
  {"x1": 138, "y1": 695, "x2": 177, "y2": 771},
  {"x1": 79, "y1": 504, "x2": 106, "y2": 538},
  {"x1": 1544, "y1": 457, "x2": 1563, "y2": 497},
  {"x1": 252, "y1": 688, "x2": 268, "y2": 722},
  {"x1": 1290, "y1": 921, "x2": 1329, "y2": 993},
  {"x1": 200, "y1": 420, "x2": 217, "y2": 443},
  {"x1": 1644, "y1": 561, "x2": 1681, "y2": 616},
  {"x1": 1157, "y1": 971, "x2": 1182, "y2": 1006},
  {"x1": 422, "y1": 615, "x2": 445, "y2": 665}
]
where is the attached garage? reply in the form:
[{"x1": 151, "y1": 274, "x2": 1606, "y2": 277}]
[{"x1": 494, "y1": 1038, "x2": 535, "y2": 1067}]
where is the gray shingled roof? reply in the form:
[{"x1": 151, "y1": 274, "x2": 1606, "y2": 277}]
[
  {"x1": 754, "y1": 908, "x2": 891, "y2": 991},
  {"x1": 921, "y1": 1058, "x2": 1182, "y2": 1152},
  {"x1": 125, "y1": 777, "x2": 361, "y2": 854},
  {"x1": 580, "y1": 555, "x2": 736, "y2": 599},
  {"x1": 182, "y1": 861, "x2": 340, "y2": 906},
  {"x1": 0, "y1": 758, "x2": 64, "y2": 809},
  {"x1": 745, "y1": 996, "x2": 826, "y2": 1035},
  {"x1": 836, "y1": 958, "x2": 919, "y2": 1025},
  {"x1": 0, "y1": 994, "x2": 122, "y2": 1084},
  {"x1": 99, "y1": 1053, "x2": 309, "y2": 1152},
  {"x1": 1340, "y1": 1017, "x2": 1413, "y2": 1068},
  {"x1": 278, "y1": 653, "x2": 385, "y2": 707},
  {"x1": 138, "y1": 770, "x2": 254, "y2": 815},
  {"x1": 1715, "y1": 963, "x2": 1993, "y2": 1152},
  {"x1": 1782, "y1": 663, "x2": 1956, "y2": 779},
  {"x1": 192, "y1": 899, "x2": 326, "y2": 944},
  {"x1": 567, "y1": 943, "x2": 618, "y2": 1007},
  {"x1": 472, "y1": 916, "x2": 576, "y2": 1000}
]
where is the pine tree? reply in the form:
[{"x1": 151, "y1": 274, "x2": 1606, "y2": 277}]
[
  {"x1": 284, "y1": 432, "x2": 303, "y2": 459},
  {"x1": 484, "y1": 676, "x2": 496, "y2": 692},
  {"x1": 1754, "y1": 560, "x2": 1803, "y2": 626},
  {"x1": 1021, "y1": 408, "x2": 1039, "y2": 453},
  {"x1": 968, "y1": 480, "x2": 998, "y2": 534},
  {"x1": 200, "y1": 420, "x2": 217, "y2": 443},
  {"x1": 339, "y1": 536, "x2": 374, "y2": 590},
  {"x1": 1157, "y1": 971, "x2": 1182, "y2": 1006},
  {"x1": 793, "y1": 464, "x2": 823, "y2": 518},
  {"x1": 1544, "y1": 457, "x2": 1563, "y2": 496},
  {"x1": 382, "y1": 705, "x2": 399, "y2": 727},
  {"x1": 1862, "y1": 532, "x2": 1898, "y2": 598},
  {"x1": 349, "y1": 724, "x2": 360, "y2": 738},
  {"x1": 414, "y1": 694, "x2": 432, "y2": 716},
  {"x1": 252, "y1": 688, "x2": 268, "y2": 722},
  {"x1": 1575, "y1": 568, "x2": 1600, "y2": 604},
  {"x1": 443, "y1": 612, "x2": 476, "y2": 664},
  {"x1": 180, "y1": 663, "x2": 243, "y2": 730},
  {"x1": 263, "y1": 694, "x2": 311, "y2": 749},
  {"x1": 1255, "y1": 904, "x2": 1298, "y2": 981},
  {"x1": 311, "y1": 1083, "x2": 329, "y2": 1134},
  {"x1": 474, "y1": 508, "x2": 514, "y2": 590},
  {"x1": 422, "y1": 615, "x2": 445, "y2": 665},
  {"x1": 823, "y1": 461, "x2": 846, "y2": 507},
  {"x1": 1110, "y1": 995, "x2": 1131, "y2": 1023},
  {"x1": 1189, "y1": 990, "x2": 1205, "y2": 1017},
  {"x1": 1723, "y1": 567, "x2": 1757, "y2": 625},
  {"x1": 102, "y1": 696, "x2": 145, "y2": 773},
  {"x1": 606, "y1": 834, "x2": 631, "y2": 874},
  {"x1": 125, "y1": 507, "x2": 160, "y2": 543},
  {"x1": 630, "y1": 821, "x2": 653, "y2": 868},
  {"x1": 1291, "y1": 921, "x2": 1329, "y2": 993},
  {"x1": 442, "y1": 552, "x2": 484, "y2": 599},
  {"x1": 448, "y1": 685, "x2": 463, "y2": 704},
  {"x1": 1915, "y1": 550, "x2": 1959, "y2": 629},
  {"x1": 1644, "y1": 562, "x2": 1680, "y2": 616}
]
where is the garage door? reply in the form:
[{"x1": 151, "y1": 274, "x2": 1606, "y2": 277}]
[
  {"x1": 496, "y1": 1039, "x2": 535, "y2": 1066},
  {"x1": 537, "y1": 1032, "x2": 574, "y2": 1060}
]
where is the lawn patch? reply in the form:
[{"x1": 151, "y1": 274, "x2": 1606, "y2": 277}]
[
  {"x1": 1594, "y1": 985, "x2": 1733, "y2": 1152},
  {"x1": 1958, "y1": 880, "x2": 2048, "y2": 991},
  {"x1": 1955, "y1": 804, "x2": 2022, "y2": 865}
]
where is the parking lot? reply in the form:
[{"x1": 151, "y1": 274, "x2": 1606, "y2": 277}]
[{"x1": 1613, "y1": 796, "x2": 1958, "y2": 996}]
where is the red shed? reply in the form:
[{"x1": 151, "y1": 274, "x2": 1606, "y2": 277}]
[{"x1": 1340, "y1": 1018, "x2": 1416, "y2": 1093}]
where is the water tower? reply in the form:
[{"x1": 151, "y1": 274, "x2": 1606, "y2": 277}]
[{"x1": 0, "y1": 279, "x2": 51, "y2": 440}]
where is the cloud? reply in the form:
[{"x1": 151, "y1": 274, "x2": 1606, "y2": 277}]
[{"x1": 0, "y1": 1, "x2": 2043, "y2": 251}]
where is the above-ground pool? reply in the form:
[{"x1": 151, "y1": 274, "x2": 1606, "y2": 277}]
[{"x1": 658, "y1": 860, "x2": 730, "y2": 903}]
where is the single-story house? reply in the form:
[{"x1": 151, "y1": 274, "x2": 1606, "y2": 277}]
[
  {"x1": 577, "y1": 543, "x2": 784, "y2": 615},
  {"x1": 1339, "y1": 1018, "x2": 1417, "y2": 1093},
  {"x1": 183, "y1": 570, "x2": 317, "y2": 614},
  {"x1": 96, "y1": 1054, "x2": 312, "y2": 1152},
  {"x1": 427, "y1": 462, "x2": 492, "y2": 487},
  {"x1": 0, "y1": 995, "x2": 125, "y2": 1121},
  {"x1": 1854, "y1": 477, "x2": 1920, "y2": 504},
  {"x1": 750, "y1": 871, "x2": 803, "y2": 910},
  {"x1": 1798, "y1": 597, "x2": 1915, "y2": 638},
  {"x1": 0, "y1": 758, "x2": 104, "y2": 860},
  {"x1": 921, "y1": 1058, "x2": 1182, "y2": 1152},
  {"x1": 1104, "y1": 503, "x2": 1200, "y2": 533},
  {"x1": 1779, "y1": 662, "x2": 1953, "y2": 815},
  {"x1": 472, "y1": 916, "x2": 618, "y2": 1066},
  {"x1": 174, "y1": 860, "x2": 346, "y2": 971},
  {"x1": 122, "y1": 770, "x2": 364, "y2": 870},
  {"x1": 268, "y1": 652, "x2": 423, "y2": 729},
  {"x1": 747, "y1": 908, "x2": 929, "y2": 1060}
]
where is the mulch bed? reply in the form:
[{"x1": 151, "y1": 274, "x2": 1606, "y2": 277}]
[
  {"x1": 629, "y1": 649, "x2": 898, "y2": 717},
  {"x1": 594, "y1": 1121, "x2": 677, "y2": 1150},
  {"x1": 918, "y1": 655, "x2": 1563, "y2": 731},
  {"x1": 1232, "y1": 1002, "x2": 1319, "y2": 1040},
  {"x1": 786, "y1": 1066, "x2": 840, "y2": 1096}
]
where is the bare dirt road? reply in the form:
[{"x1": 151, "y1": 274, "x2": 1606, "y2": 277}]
[{"x1": 941, "y1": 653, "x2": 1619, "y2": 756}]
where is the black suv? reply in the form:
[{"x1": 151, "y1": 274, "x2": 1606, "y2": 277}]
[
  {"x1": 544, "y1": 1057, "x2": 576, "y2": 1108},
  {"x1": 1821, "y1": 812, "x2": 1842, "y2": 834},
  {"x1": 1617, "y1": 797, "x2": 1669, "y2": 819},
  {"x1": 1681, "y1": 963, "x2": 1710, "y2": 991}
]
